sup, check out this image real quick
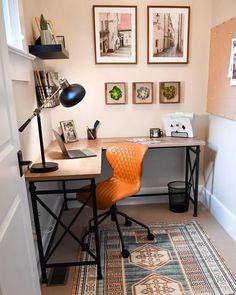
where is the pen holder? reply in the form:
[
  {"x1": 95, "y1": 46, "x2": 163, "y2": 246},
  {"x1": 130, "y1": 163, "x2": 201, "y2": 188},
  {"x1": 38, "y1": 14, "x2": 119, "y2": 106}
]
[{"x1": 87, "y1": 128, "x2": 96, "y2": 140}]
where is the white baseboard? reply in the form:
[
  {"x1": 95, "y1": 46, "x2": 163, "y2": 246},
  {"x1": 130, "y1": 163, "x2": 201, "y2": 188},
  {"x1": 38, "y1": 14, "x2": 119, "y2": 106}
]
[{"x1": 200, "y1": 188, "x2": 236, "y2": 242}]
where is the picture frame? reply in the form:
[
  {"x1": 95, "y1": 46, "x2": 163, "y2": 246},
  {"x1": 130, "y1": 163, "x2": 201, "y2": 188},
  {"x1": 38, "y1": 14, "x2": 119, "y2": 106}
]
[
  {"x1": 147, "y1": 6, "x2": 190, "y2": 64},
  {"x1": 159, "y1": 81, "x2": 180, "y2": 104},
  {"x1": 105, "y1": 82, "x2": 127, "y2": 104},
  {"x1": 34, "y1": 16, "x2": 58, "y2": 44},
  {"x1": 56, "y1": 36, "x2": 65, "y2": 48},
  {"x1": 132, "y1": 82, "x2": 154, "y2": 104},
  {"x1": 93, "y1": 5, "x2": 137, "y2": 64},
  {"x1": 60, "y1": 120, "x2": 78, "y2": 143}
]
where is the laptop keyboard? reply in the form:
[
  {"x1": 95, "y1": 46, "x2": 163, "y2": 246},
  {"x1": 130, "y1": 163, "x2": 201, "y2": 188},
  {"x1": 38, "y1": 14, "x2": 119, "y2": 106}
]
[{"x1": 68, "y1": 150, "x2": 86, "y2": 158}]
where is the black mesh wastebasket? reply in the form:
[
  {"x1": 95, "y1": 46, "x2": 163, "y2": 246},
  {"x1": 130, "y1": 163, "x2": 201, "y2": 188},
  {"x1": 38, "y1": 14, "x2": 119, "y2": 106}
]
[{"x1": 168, "y1": 181, "x2": 190, "y2": 213}]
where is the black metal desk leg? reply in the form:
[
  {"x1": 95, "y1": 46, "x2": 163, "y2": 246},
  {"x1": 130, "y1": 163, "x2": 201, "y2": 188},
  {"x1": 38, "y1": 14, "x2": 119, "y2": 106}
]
[
  {"x1": 29, "y1": 181, "x2": 48, "y2": 283},
  {"x1": 91, "y1": 179, "x2": 102, "y2": 280},
  {"x1": 62, "y1": 180, "x2": 68, "y2": 210},
  {"x1": 193, "y1": 146, "x2": 200, "y2": 217}
]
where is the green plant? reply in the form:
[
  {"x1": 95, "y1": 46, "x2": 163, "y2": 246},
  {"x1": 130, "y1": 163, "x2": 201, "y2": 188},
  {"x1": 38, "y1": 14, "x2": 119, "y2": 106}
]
[
  {"x1": 109, "y1": 86, "x2": 122, "y2": 100},
  {"x1": 40, "y1": 14, "x2": 48, "y2": 30},
  {"x1": 163, "y1": 85, "x2": 176, "y2": 100}
]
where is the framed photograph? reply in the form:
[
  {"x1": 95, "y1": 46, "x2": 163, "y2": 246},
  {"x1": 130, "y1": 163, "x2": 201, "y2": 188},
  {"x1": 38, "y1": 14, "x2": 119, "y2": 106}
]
[
  {"x1": 105, "y1": 82, "x2": 127, "y2": 104},
  {"x1": 147, "y1": 6, "x2": 190, "y2": 64},
  {"x1": 159, "y1": 81, "x2": 180, "y2": 103},
  {"x1": 133, "y1": 82, "x2": 154, "y2": 104},
  {"x1": 60, "y1": 120, "x2": 78, "y2": 143},
  {"x1": 93, "y1": 5, "x2": 137, "y2": 64}
]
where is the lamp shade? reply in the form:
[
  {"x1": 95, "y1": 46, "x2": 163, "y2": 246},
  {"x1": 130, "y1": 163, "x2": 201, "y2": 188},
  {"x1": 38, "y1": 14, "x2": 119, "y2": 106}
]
[{"x1": 59, "y1": 83, "x2": 86, "y2": 107}]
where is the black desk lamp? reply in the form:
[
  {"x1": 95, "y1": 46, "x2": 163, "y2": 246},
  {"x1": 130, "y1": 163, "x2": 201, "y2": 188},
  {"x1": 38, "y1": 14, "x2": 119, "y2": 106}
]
[{"x1": 19, "y1": 78, "x2": 86, "y2": 173}]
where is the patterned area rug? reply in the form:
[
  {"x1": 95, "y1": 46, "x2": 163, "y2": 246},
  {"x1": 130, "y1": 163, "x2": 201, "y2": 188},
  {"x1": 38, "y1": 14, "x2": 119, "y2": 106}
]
[{"x1": 72, "y1": 221, "x2": 236, "y2": 294}]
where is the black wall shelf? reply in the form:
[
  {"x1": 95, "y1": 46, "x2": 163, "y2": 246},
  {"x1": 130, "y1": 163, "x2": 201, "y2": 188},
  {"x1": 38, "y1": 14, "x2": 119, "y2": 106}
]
[{"x1": 29, "y1": 44, "x2": 69, "y2": 59}]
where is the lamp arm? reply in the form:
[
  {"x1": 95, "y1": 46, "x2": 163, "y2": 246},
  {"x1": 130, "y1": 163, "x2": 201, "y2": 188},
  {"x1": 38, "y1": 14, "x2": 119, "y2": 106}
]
[{"x1": 18, "y1": 85, "x2": 61, "y2": 133}]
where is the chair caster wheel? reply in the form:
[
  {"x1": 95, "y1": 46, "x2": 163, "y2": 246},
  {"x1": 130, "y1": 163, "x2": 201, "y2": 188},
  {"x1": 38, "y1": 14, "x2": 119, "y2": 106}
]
[
  {"x1": 147, "y1": 233, "x2": 155, "y2": 240},
  {"x1": 121, "y1": 249, "x2": 130, "y2": 258},
  {"x1": 125, "y1": 219, "x2": 132, "y2": 226}
]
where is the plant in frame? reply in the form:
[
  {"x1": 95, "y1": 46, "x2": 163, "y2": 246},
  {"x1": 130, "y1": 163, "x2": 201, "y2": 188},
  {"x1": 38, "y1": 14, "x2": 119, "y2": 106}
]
[
  {"x1": 137, "y1": 86, "x2": 150, "y2": 100},
  {"x1": 162, "y1": 85, "x2": 177, "y2": 100},
  {"x1": 109, "y1": 86, "x2": 123, "y2": 101}
]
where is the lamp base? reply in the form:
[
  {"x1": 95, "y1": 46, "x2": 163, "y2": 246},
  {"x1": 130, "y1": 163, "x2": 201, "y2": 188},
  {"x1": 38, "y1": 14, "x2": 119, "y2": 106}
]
[{"x1": 30, "y1": 162, "x2": 58, "y2": 173}]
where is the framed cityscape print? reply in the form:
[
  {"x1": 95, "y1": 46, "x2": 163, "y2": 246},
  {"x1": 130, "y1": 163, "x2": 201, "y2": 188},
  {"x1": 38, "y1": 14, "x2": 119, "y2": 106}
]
[
  {"x1": 133, "y1": 82, "x2": 153, "y2": 104},
  {"x1": 105, "y1": 82, "x2": 127, "y2": 104},
  {"x1": 147, "y1": 6, "x2": 190, "y2": 64},
  {"x1": 159, "y1": 81, "x2": 180, "y2": 103},
  {"x1": 93, "y1": 5, "x2": 137, "y2": 64}
]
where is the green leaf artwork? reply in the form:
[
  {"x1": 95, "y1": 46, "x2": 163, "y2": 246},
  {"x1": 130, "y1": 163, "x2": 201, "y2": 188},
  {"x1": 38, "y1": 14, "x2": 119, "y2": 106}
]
[
  {"x1": 163, "y1": 85, "x2": 176, "y2": 100},
  {"x1": 109, "y1": 86, "x2": 122, "y2": 101}
]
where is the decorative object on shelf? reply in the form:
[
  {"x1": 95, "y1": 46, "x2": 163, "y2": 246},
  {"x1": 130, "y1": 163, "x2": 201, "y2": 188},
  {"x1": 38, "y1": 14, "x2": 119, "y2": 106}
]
[
  {"x1": 105, "y1": 82, "x2": 127, "y2": 104},
  {"x1": 34, "y1": 14, "x2": 58, "y2": 44},
  {"x1": 133, "y1": 82, "x2": 154, "y2": 104},
  {"x1": 33, "y1": 70, "x2": 60, "y2": 108},
  {"x1": 147, "y1": 6, "x2": 190, "y2": 64},
  {"x1": 18, "y1": 78, "x2": 86, "y2": 173},
  {"x1": 56, "y1": 36, "x2": 65, "y2": 48},
  {"x1": 150, "y1": 128, "x2": 163, "y2": 138},
  {"x1": 60, "y1": 120, "x2": 78, "y2": 143},
  {"x1": 93, "y1": 5, "x2": 137, "y2": 64},
  {"x1": 159, "y1": 81, "x2": 180, "y2": 103},
  {"x1": 39, "y1": 14, "x2": 53, "y2": 45}
]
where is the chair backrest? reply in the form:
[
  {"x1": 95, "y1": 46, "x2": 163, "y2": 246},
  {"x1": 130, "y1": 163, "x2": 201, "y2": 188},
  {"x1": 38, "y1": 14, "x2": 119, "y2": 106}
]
[{"x1": 106, "y1": 142, "x2": 148, "y2": 186}]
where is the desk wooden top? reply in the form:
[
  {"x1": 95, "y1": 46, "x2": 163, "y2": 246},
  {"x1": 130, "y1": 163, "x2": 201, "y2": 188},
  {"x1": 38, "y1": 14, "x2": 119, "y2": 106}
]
[
  {"x1": 97, "y1": 136, "x2": 205, "y2": 149},
  {"x1": 24, "y1": 140, "x2": 102, "y2": 181},
  {"x1": 24, "y1": 136, "x2": 205, "y2": 182}
]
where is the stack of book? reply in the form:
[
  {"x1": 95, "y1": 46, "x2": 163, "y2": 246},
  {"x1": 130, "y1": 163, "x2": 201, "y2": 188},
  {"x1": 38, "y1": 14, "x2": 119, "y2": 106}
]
[{"x1": 33, "y1": 70, "x2": 60, "y2": 108}]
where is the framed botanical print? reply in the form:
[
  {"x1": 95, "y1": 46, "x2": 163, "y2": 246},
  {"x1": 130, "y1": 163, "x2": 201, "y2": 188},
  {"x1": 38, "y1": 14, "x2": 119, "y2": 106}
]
[
  {"x1": 148, "y1": 6, "x2": 190, "y2": 64},
  {"x1": 105, "y1": 82, "x2": 127, "y2": 104},
  {"x1": 159, "y1": 81, "x2": 180, "y2": 103},
  {"x1": 93, "y1": 5, "x2": 137, "y2": 64},
  {"x1": 133, "y1": 82, "x2": 154, "y2": 104}
]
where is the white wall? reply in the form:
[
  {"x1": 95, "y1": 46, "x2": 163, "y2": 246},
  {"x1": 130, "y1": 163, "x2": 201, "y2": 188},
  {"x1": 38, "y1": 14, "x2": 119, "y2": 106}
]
[
  {"x1": 202, "y1": 0, "x2": 236, "y2": 241},
  {"x1": 28, "y1": 0, "x2": 211, "y2": 194},
  {"x1": 37, "y1": 0, "x2": 211, "y2": 140}
]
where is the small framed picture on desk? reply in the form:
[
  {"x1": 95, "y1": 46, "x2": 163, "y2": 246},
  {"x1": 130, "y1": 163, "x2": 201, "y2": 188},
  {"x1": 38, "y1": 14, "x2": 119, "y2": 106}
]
[{"x1": 60, "y1": 120, "x2": 78, "y2": 143}]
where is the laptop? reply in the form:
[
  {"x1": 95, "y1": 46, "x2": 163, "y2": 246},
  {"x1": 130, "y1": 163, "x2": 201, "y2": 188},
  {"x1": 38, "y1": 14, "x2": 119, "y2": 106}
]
[{"x1": 53, "y1": 129, "x2": 97, "y2": 159}]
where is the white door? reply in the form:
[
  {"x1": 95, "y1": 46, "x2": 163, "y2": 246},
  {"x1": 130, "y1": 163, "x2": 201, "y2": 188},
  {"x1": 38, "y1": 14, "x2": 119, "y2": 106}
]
[{"x1": 0, "y1": 7, "x2": 41, "y2": 295}]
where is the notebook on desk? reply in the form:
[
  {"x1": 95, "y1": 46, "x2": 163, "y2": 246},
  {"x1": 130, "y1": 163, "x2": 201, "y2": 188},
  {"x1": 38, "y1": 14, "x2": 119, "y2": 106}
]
[{"x1": 53, "y1": 130, "x2": 97, "y2": 159}]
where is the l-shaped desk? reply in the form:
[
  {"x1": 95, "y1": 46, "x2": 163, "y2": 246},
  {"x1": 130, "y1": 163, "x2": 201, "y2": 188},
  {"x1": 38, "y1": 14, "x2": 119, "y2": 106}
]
[{"x1": 24, "y1": 136, "x2": 205, "y2": 283}]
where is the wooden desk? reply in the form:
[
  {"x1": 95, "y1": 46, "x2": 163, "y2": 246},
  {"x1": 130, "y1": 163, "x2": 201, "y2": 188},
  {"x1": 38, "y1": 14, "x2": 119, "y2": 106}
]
[
  {"x1": 25, "y1": 136, "x2": 204, "y2": 283},
  {"x1": 25, "y1": 142, "x2": 102, "y2": 283}
]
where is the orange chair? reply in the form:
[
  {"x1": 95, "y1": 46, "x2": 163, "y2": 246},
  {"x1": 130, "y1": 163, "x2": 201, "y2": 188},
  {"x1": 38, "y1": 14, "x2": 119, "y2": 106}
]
[{"x1": 77, "y1": 142, "x2": 154, "y2": 258}]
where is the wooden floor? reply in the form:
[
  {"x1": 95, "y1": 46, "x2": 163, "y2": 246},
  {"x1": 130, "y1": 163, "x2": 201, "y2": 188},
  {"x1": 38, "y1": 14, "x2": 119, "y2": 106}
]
[{"x1": 41, "y1": 202, "x2": 236, "y2": 295}]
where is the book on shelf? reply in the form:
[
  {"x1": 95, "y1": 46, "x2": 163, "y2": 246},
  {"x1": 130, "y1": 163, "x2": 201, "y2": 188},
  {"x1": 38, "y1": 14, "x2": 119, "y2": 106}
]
[{"x1": 33, "y1": 70, "x2": 60, "y2": 108}]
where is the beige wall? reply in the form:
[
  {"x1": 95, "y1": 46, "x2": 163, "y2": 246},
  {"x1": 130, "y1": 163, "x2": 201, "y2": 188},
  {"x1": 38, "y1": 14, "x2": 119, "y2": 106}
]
[{"x1": 36, "y1": 0, "x2": 212, "y2": 139}]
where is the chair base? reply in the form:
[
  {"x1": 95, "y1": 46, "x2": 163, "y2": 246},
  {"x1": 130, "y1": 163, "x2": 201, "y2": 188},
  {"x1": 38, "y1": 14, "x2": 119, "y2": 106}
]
[{"x1": 83, "y1": 205, "x2": 154, "y2": 258}]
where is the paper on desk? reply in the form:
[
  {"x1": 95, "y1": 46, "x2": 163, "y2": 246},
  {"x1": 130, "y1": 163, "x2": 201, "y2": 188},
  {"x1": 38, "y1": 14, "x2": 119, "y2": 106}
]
[{"x1": 128, "y1": 138, "x2": 161, "y2": 144}]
